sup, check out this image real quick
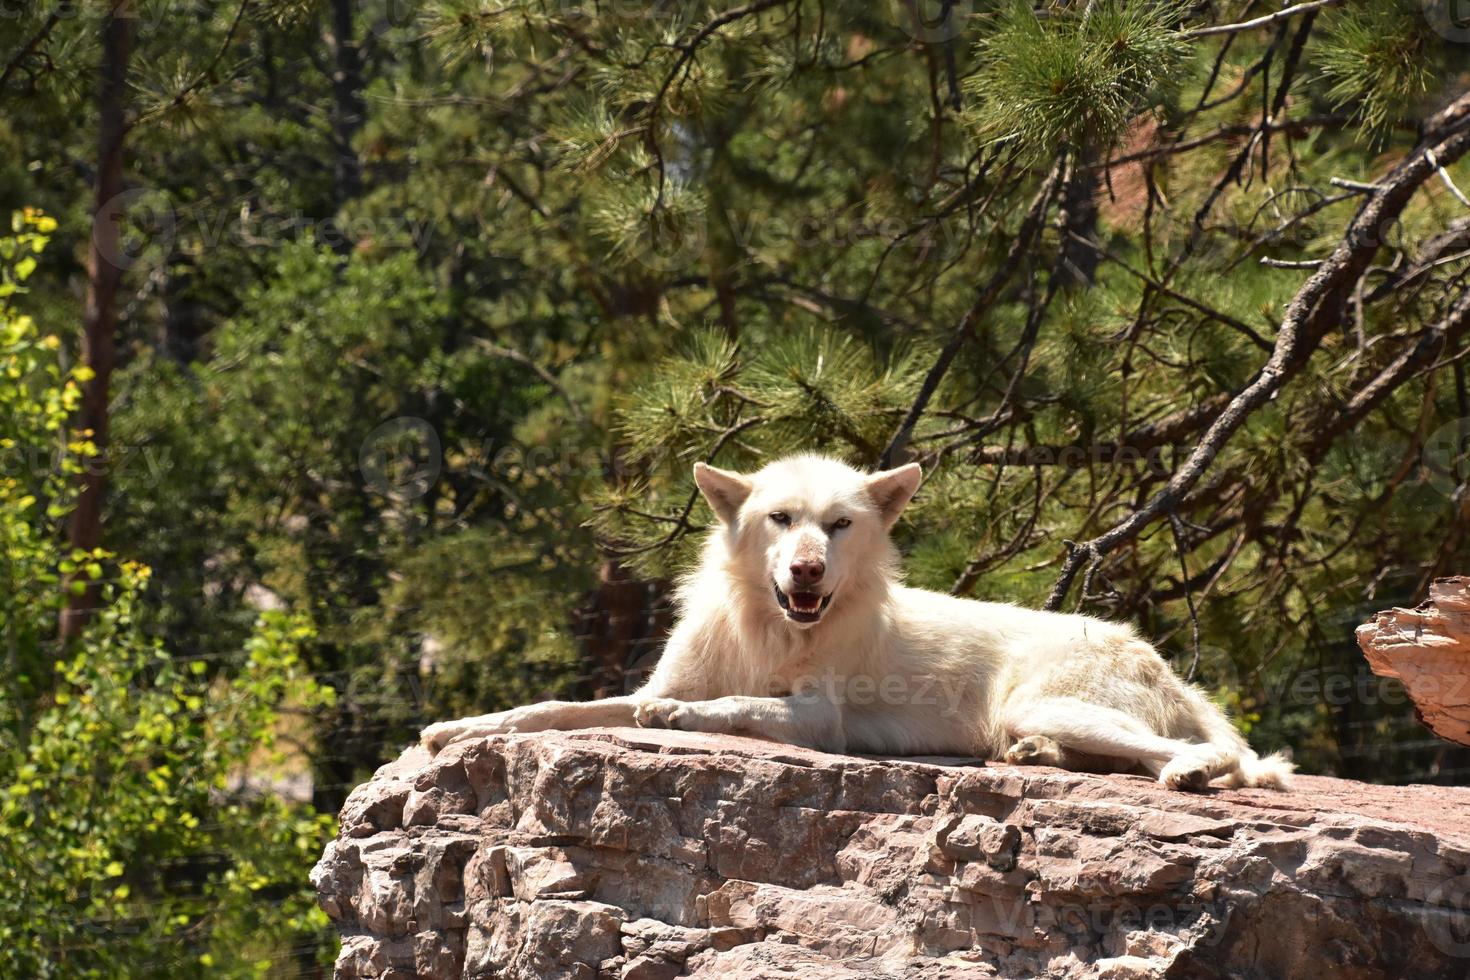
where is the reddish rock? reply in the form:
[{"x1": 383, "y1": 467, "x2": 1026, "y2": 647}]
[
  {"x1": 311, "y1": 728, "x2": 1470, "y2": 979},
  {"x1": 1358, "y1": 576, "x2": 1470, "y2": 747}
]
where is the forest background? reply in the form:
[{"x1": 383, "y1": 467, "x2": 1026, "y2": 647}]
[{"x1": 4, "y1": 0, "x2": 1470, "y2": 973}]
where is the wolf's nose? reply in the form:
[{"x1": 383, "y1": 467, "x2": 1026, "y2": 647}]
[{"x1": 789, "y1": 559, "x2": 825, "y2": 586}]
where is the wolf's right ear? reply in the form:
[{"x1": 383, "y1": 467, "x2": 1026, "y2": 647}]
[
  {"x1": 865, "y1": 462, "x2": 922, "y2": 527},
  {"x1": 693, "y1": 462, "x2": 753, "y2": 525}
]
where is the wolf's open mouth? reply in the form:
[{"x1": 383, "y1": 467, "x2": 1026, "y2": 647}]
[{"x1": 773, "y1": 582, "x2": 833, "y2": 624}]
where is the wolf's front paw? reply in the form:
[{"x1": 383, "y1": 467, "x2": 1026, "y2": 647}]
[
  {"x1": 1004, "y1": 734, "x2": 1064, "y2": 767},
  {"x1": 421, "y1": 720, "x2": 466, "y2": 755},
  {"x1": 420, "y1": 709, "x2": 525, "y2": 755},
  {"x1": 634, "y1": 698, "x2": 687, "y2": 730},
  {"x1": 635, "y1": 697, "x2": 717, "y2": 732}
]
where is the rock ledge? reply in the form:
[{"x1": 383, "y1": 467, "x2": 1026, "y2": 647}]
[
  {"x1": 1358, "y1": 576, "x2": 1470, "y2": 747},
  {"x1": 312, "y1": 728, "x2": 1470, "y2": 979}
]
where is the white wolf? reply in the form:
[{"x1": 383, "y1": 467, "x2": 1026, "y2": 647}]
[{"x1": 422, "y1": 454, "x2": 1292, "y2": 791}]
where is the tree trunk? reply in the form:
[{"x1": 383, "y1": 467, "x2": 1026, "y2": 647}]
[
  {"x1": 1057, "y1": 155, "x2": 1099, "y2": 287},
  {"x1": 60, "y1": 2, "x2": 132, "y2": 643},
  {"x1": 572, "y1": 564, "x2": 673, "y2": 700},
  {"x1": 324, "y1": 0, "x2": 364, "y2": 214}
]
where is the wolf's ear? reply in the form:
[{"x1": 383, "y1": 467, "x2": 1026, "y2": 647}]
[
  {"x1": 865, "y1": 463, "x2": 922, "y2": 527},
  {"x1": 693, "y1": 462, "x2": 753, "y2": 525}
]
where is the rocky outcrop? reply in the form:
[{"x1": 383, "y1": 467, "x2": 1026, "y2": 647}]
[
  {"x1": 1358, "y1": 576, "x2": 1470, "y2": 747},
  {"x1": 312, "y1": 728, "x2": 1470, "y2": 979}
]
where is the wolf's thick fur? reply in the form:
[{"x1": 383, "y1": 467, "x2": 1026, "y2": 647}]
[{"x1": 422, "y1": 455, "x2": 1292, "y2": 791}]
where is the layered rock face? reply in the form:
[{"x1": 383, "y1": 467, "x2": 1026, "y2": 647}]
[
  {"x1": 312, "y1": 729, "x2": 1470, "y2": 979},
  {"x1": 1358, "y1": 576, "x2": 1470, "y2": 747}
]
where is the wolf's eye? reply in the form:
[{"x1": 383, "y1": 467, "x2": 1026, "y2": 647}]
[
  {"x1": 769, "y1": 512, "x2": 791, "y2": 526},
  {"x1": 830, "y1": 517, "x2": 852, "y2": 531}
]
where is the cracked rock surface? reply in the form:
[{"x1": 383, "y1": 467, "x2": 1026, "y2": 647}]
[{"x1": 312, "y1": 728, "x2": 1470, "y2": 979}]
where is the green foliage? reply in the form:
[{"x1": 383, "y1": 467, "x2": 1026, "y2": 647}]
[
  {"x1": 0, "y1": 217, "x2": 335, "y2": 977},
  {"x1": 1316, "y1": 1, "x2": 1441, "y2": 133},
  {"x1": 964, "y1": 1, "x2": 1189, "y2": 160},
  {"x1": 602, "y1": 330, "x2": 921, "y2": 574},
  {"x1": 590, "y1": 175, "x2": 711, "y2": 270}
]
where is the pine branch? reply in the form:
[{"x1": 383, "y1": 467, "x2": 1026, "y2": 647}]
[
  {"x1": 0, "y1": 12, "x2": 61, "y2": 95},
  {"x1": 879, "y1": 166, "x2": 1063, "y2": 469},
  {"x1": 1094, "y1": 115, "x2": 1349, "y2": 169},
  {"x1": 1045, "y1": 89, "x2": 1470, "y2": 611},
  {"x1": 646, "y1": 0, "x2": 791, "y2": 206},
  {"x1": 968, "y1": 393, "x2": 1232, "y2": 468},
  {"x1": 1064, "y1": 230, "x2": 1274, "y2": 350},
  {"x1": 128, "y1": 0, "x2": 253, "y2": 133}
]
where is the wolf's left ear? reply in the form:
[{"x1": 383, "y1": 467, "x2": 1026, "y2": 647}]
[
  {"x1": 693, "y1": 462, "x2": 753, "y2": 526},
  {"x1": 865, "y1": 463, "x2": 922, "y2": 527}
]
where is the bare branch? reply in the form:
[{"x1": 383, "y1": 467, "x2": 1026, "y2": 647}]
[
  {"x1": 0, "y1": 12, "x2": 61, "y2": 95},
  {"x1": 1183, "y1": 0, "x2": 1344, "y2": 40},
  {"x1": 1045, "y1": 90, "x2": 1470, "y2": 611},
  {"x1": 472, "y1": 339, "x2": 588, "y2": 425},
  {"x1": 879, "y1": 167, "x2": 1062, "y2": 468}
]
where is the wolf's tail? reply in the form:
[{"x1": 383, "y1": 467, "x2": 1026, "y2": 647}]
[
  {"x1": 1218, "y1": 749, "x2": 1295, "y2": 790},
  {"x1": 1182, "y1": 685, "x2": 1294, "y2": 790}
]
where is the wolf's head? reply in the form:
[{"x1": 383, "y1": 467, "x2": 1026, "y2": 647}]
[{"x1": 692, "y1": 454, "x2": 921, "y2": 629}]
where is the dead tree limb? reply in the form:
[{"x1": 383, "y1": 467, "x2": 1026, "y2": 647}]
[{"x1": 1044, "y1": 90, "x2": 1470, "y2": 611}]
